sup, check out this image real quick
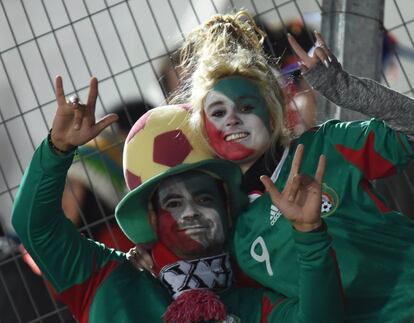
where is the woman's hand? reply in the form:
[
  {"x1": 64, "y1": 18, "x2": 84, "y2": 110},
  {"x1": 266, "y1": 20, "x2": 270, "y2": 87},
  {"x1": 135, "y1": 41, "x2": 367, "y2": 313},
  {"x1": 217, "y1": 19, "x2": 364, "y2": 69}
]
[
  {"x1": 260, "y1": 144, "x2": 326, "y2": 232},
  {"x1": 127, "y1": 244, "x2": 155, "y2": 274},
  {"x1": 288, "y1": 31, "x2": 332, "y2": 71},
  {"x1": 50, "y1": 76, "x2": 118, "y2": 153}
]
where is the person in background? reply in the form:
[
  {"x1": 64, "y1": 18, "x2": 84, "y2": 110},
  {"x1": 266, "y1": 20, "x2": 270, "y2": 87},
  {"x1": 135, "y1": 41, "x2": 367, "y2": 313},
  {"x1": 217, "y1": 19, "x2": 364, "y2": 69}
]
[
  {"x1": 158, "y1": 49, "x2": 183, "y2": 102},
  {"x1": 259, "y1": 19, "x2": 317, "y2": 136}
]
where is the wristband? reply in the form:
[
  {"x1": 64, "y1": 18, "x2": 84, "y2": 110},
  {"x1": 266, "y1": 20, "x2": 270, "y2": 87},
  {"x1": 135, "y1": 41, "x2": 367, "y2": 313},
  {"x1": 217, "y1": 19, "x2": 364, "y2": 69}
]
[
  {"x1": 309, "y1": 220, "x2": 326, "y2": 233},
  {"x1": 293, "y1": 220, "x2": 326, "y2": 233},
  {"x1": 47, "y1": 129, "x2": 77, "y2": 155}
]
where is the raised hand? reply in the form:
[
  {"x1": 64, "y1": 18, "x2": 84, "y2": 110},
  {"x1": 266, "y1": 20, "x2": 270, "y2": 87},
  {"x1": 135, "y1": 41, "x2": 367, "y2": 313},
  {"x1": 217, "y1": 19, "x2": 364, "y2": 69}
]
[
  {"x1": 50, "y1": 76, "x2": 118, "y2": 153},
  {"x1": 260, "y1": 144, "x2": 326, "y2": 232},
  {"x1": 288, "y1": 31, "x2": 332, "y2": 70},
  {"x1": 127, "y1": 244, "x2": 155, "y2": 274}
]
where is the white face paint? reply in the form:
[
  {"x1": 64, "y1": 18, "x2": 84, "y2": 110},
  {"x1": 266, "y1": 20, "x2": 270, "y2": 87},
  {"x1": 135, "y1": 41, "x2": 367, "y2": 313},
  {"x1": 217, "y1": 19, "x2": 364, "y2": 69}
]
[
  {"x1": 204, "y1": 77, "x2": 271, "y2": 172},
  {"x1": 155, "y1": 172, "x2": 227, "y2": 259}
]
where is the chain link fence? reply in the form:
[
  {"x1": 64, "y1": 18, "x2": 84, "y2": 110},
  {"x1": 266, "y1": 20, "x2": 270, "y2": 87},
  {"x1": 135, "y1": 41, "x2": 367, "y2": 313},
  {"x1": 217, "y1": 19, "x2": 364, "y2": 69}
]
[{"x1": 0, "y1": 0, "x2": 412, "y2": 322}]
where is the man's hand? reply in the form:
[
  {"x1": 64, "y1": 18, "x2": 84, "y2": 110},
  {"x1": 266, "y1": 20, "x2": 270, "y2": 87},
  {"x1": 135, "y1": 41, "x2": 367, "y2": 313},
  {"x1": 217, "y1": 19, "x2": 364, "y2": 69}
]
[
  {"x1": 50, "y1": 76, "x2": 118, "y2": 153},
  {"x1": 127, "y1": 244, "x2": 155, "y2": 275}
]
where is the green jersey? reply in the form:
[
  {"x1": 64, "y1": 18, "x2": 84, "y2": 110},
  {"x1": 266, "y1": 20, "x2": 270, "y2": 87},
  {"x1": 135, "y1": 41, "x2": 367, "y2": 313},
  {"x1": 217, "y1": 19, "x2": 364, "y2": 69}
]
[{"x1": 233, "y1": 119, "x2": 414, "y2": 322}]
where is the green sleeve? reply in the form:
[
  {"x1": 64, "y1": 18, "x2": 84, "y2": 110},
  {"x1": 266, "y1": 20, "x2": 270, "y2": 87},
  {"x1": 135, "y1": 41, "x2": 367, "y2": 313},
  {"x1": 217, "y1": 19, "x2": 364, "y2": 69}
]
[
  {"x1": 12, "y1": 138, "x2": 125, "y2": 292},
  {"x1": 267, "y1": 225, "x2": 344, "y2": 322}
]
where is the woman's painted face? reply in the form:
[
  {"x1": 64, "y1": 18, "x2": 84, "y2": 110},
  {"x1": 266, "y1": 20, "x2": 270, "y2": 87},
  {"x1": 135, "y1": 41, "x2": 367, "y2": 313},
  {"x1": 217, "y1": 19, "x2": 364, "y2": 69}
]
[
  {"x1": 204, "y1": 77, "x2": 271, "y2": 170},
  {"x1": 155, "y1": 172, "x2": 227, "y2": 259}
]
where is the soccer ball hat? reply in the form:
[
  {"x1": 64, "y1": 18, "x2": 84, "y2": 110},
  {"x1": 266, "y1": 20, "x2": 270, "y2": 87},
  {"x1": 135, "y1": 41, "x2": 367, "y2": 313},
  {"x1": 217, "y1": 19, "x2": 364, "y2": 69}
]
[{"x1": 115, "y1": 105, "x2": 248, "y2": 244}]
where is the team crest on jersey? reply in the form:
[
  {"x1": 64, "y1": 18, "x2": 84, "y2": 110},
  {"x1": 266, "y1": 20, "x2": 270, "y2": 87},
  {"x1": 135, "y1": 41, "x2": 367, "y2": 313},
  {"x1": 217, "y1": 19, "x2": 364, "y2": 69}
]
[{"x1": 321, "y1": 183, "x2": 339, "y2": 217}]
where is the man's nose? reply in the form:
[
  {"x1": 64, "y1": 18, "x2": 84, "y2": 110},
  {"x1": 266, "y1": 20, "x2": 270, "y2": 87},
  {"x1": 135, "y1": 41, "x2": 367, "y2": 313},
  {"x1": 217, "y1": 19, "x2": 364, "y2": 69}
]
[{"x1": 181, "y1": 204, "x2": 200, "y2": 221}]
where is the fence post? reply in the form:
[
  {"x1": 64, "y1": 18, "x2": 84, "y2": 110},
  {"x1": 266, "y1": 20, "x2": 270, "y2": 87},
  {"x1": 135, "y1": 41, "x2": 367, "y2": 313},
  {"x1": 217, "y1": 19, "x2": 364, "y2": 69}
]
[{"x1": 319, "y1": 0, "x2": 385, "y2": 122}]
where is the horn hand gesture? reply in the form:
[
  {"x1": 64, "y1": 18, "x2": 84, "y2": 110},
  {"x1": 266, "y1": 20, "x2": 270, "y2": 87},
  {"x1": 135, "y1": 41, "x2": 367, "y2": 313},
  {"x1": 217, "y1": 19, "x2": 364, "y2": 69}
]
[
  {"x1": 50, "y1": 76, "x2": 118, "y2": 154},
  {"x1": 260, "y1": 144, "x2": 326, "y2": 232}
]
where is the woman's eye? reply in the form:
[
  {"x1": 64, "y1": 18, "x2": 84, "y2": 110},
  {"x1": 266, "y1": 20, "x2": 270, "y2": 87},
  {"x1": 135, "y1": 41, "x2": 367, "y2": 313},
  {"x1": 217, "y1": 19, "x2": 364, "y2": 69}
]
[
  {"x1": 211, "y1": 110, "x2": 225, "y2": 118},
  {"x1": 239, "y1": 105, "x2": 254, "y2": 113},
  {"x1": 165, "y1": 201, "x2": 181, "y2": 208}
]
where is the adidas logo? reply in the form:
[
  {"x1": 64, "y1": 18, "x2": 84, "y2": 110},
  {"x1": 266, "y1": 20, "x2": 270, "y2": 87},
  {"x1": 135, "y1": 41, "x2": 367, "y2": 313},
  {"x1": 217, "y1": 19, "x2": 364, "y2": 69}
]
[{"x1": 270, "y1": 204, "x2": 282, "y2": 226}]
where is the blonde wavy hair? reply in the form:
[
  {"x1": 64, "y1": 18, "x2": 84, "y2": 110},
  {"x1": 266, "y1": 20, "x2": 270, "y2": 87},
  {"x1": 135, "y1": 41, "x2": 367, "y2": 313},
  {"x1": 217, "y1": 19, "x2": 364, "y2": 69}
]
[{"x1": 171, "y1": 10, "x2": 291, "y2": 152}]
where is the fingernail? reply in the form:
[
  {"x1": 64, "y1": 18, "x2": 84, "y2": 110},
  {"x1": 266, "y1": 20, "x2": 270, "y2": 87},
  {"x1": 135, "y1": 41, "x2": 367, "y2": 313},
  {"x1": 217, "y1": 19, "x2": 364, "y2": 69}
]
[
  {"x1": 328, "y1": 56, "x2": 332, "y2": 63},
  {"x1": 74, "y1": 124, "x2": 80, "y2": 130},
  {"x1": 288, "y1": 195, "x2": 294, "y2": 202},
  {"x1": 323, "y1": 60, "x2": 330, "y2": 68}
]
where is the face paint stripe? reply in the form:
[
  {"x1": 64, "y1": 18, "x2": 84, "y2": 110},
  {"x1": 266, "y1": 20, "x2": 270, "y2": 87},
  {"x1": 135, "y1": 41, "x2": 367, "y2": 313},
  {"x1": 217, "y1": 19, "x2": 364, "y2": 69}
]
[
  {"x1": 204, "y1": 111, "x2": 255, "y2": 161},
  {"x1": 157, "y1": 208, "x2": 203, "y2": 255},
  {"x1": 212, "y1": 77, "x2": 270, "y2": 127}
]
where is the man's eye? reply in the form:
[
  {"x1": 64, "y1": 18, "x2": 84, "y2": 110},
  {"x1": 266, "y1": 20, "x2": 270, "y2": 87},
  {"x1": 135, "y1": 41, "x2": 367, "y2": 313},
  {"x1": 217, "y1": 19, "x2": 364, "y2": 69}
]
[
  {"x1": 165, "y1": 201, "x2": 181, "y2": 208},
  {"x1": 197, "y1": 195, "x2": 213, "y2": 205}
]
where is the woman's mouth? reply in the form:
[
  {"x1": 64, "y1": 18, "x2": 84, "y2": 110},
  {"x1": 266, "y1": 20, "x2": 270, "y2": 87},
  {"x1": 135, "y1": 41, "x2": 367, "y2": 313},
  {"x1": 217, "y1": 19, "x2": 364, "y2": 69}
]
[{"x1": 224, "y1": 132, "x2": 249, "y2": 142}]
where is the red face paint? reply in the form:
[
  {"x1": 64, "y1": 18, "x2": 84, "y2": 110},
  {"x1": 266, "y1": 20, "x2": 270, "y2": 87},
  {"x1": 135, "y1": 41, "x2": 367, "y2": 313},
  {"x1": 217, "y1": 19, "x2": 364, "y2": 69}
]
[
  {"x1": 204, "y1": 112, "x2": 254, "y2": 161},
  {"x1": 157, "y1": 208, "x2": 203, "y2": 256}
]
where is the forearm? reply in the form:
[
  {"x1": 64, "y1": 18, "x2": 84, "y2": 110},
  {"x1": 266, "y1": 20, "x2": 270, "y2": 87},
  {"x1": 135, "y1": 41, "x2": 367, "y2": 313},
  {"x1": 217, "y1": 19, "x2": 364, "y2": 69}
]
[
  {"x1": 304, "y1": 58, "x2": 414, "y2": 142},
  {"x1": 269, "y1": 223, "x2": 344, "y2": 322},
  {"x1": 293, "y1": 224, "x2": 344, "y2": 322},
  {"x1": 12, "y1": 138, "x2": 74, "y2": 241},
  {"x1": 12, "y1": 138, "x2": 80, "y2": 288}
]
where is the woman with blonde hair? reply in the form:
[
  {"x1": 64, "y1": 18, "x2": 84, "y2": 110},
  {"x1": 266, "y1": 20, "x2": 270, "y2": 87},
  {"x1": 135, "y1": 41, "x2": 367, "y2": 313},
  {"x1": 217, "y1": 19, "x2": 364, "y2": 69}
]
[{"x1": 131, "y1": 10, "x2": 414, "y2": 322}]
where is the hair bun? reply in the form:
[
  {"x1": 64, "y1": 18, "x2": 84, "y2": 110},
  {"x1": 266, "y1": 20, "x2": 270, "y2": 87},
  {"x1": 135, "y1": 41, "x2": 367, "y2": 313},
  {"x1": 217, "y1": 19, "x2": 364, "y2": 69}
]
[{"x1": 180, "y1": 10, "x2": 266, "y2": 71}]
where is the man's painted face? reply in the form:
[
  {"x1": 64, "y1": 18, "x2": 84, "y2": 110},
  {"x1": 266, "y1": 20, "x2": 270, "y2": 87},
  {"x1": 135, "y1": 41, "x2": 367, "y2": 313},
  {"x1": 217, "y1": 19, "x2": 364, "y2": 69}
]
[
  {"x1": 155, "y1": 172, "x2": 227, "y2": 259},
  {"x1": 204, "y1": 77, "x2": 271, "y2": 169}
]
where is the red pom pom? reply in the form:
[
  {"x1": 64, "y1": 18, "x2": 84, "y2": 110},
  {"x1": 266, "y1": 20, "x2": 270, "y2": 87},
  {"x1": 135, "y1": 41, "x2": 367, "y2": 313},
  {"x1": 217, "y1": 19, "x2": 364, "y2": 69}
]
[{"x1": 164, "y1": 289, "x2": 227, "y2": 323}]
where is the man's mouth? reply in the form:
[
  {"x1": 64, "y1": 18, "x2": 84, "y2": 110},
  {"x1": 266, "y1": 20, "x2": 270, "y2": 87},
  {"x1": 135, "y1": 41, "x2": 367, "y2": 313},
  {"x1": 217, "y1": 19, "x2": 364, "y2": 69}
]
[
  {"x1": 179, "y1": 225, "x2": 207, "y2": 233},
  {"x1": 224, "y1": 132, "x2": 249, "y2": 142}
]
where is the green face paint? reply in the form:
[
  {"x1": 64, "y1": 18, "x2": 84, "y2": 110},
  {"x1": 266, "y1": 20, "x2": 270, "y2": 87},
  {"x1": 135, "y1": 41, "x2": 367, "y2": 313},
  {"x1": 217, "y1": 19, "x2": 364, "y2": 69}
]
[
  {"x1": 211, "y1": 77, "x2": 270, "y2": 128},
  {"x1": 204, "y1": 77, "x2": 271, "y2": 167}
]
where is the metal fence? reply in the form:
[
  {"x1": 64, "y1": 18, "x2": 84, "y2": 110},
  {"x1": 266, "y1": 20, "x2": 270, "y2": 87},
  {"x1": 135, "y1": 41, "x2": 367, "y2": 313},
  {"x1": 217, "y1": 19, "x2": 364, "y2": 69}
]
[{"x1": 0, "y1": 0, "x2": 413, "y2": 322}]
